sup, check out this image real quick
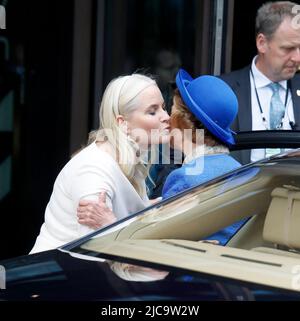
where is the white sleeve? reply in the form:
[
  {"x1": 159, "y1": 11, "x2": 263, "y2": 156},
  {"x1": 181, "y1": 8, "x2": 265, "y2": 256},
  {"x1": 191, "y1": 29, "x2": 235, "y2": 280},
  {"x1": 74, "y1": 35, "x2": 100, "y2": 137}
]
[
  {"x1": 70, "y1": 163, "x2": 116, "y2": 236},
  {"x1": 70, "y1": 164, "x2": 115, "y2": 205}
]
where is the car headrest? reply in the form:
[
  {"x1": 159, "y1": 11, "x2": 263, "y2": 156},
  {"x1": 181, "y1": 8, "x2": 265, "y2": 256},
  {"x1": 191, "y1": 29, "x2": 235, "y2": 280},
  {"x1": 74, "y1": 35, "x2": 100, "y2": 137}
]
[{"x1": 263, "y1": 187, "x2": 300, "y2": 250}]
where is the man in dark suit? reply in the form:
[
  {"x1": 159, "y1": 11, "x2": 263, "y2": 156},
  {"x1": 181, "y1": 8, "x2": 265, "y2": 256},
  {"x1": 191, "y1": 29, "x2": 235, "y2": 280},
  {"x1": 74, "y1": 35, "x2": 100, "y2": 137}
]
[{"x1": 220, "y1": 1, "x2": 300, "y2": 164}]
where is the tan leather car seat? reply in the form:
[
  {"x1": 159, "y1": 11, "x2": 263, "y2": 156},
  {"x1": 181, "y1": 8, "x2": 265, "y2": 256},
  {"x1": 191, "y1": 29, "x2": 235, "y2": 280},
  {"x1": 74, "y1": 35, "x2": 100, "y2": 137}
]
[{"x1": 252, "y1": 187, "x2": 300, "y2": 258}]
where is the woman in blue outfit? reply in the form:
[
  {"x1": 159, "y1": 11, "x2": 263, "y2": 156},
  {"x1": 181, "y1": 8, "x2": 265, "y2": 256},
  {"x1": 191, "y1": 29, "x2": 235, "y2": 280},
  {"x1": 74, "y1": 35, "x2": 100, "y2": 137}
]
[{"x1": 162, "y1": 69, "x2": 246, "y2": 245}]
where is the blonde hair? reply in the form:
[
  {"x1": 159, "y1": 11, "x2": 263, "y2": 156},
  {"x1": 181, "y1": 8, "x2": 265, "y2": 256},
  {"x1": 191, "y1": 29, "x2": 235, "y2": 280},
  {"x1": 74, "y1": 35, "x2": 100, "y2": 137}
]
[{"x1": 89, "y1": 74, "x2": 157, "y2": 197}]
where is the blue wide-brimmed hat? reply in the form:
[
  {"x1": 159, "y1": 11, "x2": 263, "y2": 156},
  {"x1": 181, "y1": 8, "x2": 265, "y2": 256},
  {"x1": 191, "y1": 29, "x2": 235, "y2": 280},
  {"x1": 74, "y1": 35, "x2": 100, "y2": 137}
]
[{"x1": 176, "y1": 69, "x2": 238, "y2": 146}]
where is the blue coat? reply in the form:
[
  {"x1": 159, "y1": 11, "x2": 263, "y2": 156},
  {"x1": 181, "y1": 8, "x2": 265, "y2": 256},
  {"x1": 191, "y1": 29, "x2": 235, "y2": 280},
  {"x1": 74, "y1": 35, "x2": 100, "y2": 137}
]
[{"x1": 162, "y1": 154, "x2": 247, "y2": 245}]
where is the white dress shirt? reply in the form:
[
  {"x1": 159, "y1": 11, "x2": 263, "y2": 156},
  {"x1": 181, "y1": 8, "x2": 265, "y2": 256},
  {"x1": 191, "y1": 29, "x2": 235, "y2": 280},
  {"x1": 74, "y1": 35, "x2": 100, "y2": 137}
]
[{"x1": 250, "y1": 56, "x2": 295, "y2": 161}]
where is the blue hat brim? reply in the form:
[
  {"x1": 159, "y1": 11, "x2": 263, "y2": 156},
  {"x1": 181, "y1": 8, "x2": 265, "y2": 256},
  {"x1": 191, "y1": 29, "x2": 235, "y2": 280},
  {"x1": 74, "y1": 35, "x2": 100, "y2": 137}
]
[{"x1": 176, "y1": 69, "x2": 236, "y2": 146}]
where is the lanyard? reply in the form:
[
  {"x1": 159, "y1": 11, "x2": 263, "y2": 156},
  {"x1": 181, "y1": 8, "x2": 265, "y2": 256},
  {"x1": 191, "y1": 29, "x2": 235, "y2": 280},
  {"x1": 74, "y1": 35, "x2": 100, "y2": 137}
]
[{"x1": 250, "y1": 68, "x2": 290, "y2": 129}]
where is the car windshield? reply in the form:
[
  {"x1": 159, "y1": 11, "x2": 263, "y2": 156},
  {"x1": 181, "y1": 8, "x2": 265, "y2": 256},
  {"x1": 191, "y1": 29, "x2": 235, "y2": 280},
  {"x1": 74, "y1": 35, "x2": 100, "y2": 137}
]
[
  {"x1": 64, "y1": 159, "x2": 261, "y2": 248},
  {"x1": 61, "y1": 149, "x2": 300, "y2": 292}
]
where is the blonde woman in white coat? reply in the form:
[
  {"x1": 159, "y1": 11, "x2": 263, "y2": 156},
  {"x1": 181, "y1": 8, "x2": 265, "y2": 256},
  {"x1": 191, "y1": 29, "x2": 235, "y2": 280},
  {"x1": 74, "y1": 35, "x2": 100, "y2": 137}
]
[{"x1": 30, "y1": 74, "x2": 170, "y2": 253}]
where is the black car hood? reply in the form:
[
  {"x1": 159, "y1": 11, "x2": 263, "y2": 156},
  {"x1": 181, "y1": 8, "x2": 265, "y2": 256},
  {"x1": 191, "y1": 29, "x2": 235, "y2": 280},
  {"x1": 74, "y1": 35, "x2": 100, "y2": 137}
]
[
  {"x1": 0, "y1": 249, "x2": 220, "y2": 301},
  {"x1": 1, "y1": 248, "x2": 300, "y2": 302}
]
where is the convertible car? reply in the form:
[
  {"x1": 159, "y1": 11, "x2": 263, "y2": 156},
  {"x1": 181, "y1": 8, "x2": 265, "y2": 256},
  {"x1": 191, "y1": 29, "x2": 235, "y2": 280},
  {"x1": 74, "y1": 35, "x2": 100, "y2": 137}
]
[{"x1": 1, "y1": 131, "x2": 300, "y2": 303}]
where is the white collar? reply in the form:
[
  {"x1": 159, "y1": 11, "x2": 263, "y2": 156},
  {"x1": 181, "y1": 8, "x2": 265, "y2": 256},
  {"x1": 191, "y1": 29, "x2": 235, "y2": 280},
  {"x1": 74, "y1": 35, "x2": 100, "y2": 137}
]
[
  {"x1": 183, "y1": 144, "x2": 229, "y2": 164},
  {"x1": 251, "y1": 56, "x2": 287, "y2": 90}
]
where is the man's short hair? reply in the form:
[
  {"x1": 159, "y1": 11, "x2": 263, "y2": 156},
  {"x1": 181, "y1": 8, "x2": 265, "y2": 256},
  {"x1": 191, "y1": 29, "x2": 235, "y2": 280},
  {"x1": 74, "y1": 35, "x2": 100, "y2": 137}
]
[{"x1": 256, "y1": 1, "x2": 299, "y2": 39}]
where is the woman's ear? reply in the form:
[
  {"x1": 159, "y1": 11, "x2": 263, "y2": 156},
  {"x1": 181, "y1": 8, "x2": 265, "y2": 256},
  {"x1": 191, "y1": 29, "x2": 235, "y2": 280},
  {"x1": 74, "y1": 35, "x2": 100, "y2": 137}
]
[
  {"x1": 116, "y1": 115, "x2": 129, "y2": 134},
  {"x1": 116, "y1": 115, "x2": 125, "y2": 126}
]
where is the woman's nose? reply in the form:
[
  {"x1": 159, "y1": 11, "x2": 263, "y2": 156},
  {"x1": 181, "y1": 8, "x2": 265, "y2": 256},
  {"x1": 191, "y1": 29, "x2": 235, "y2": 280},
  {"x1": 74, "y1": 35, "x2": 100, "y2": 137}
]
[{"x1": 161, "y1": 110, "x2": 170, "y2": 122}]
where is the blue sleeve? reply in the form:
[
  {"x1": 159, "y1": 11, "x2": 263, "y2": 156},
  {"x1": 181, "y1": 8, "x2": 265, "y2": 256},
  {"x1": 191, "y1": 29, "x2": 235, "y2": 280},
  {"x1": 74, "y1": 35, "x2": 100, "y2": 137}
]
[
  {"x1": 205, "y1": 218, "x2": 248, "y2": 245},
  {"x1": 162, "y1": 170, "x2": 191, "y2": 199}
]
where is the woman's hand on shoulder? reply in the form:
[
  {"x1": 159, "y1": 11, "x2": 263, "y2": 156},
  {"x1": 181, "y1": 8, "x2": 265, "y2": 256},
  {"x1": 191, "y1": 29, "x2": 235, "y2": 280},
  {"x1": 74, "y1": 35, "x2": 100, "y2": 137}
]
[{"x1": 77, "y1": 192, "x2": 117, "y2": 229}]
